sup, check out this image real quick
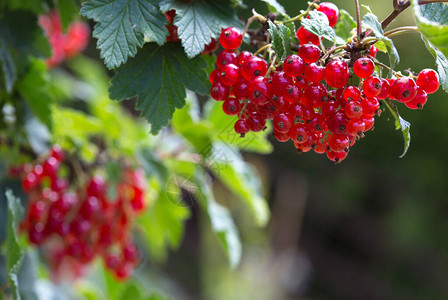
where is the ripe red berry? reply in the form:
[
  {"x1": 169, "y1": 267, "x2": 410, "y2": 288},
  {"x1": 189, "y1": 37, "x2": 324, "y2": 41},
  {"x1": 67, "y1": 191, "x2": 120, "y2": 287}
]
[
  {"x1": 377, "y1": 78, "x2": 391, "y2": 100},
  {"x1": 302, "y1": 83, "x2": 327, "y2": 108},
  {"x1": 344, "y1": 101, "x2": 363, "y2": 119},
  {"x1": 326, "y1": 149, "x2": 348, "y2": 163},
  {"x1": 219, "y1": 64, "x2": 240, "y2": 86},
  {"x1": 405, "y1": 87, "x2": 428, "y2": 109},
  {"x1": 390, "y1": 77, "x2": 417, "y2": 103},
  {"x1": 304, "y1": 63, "x2": 325, "y2": 83},
  {"x1": 283, "y1": 55, "x2": 305, "y2": 77},
  {"x1": 237, "y1": 51, "x2": 253, "y2": 66},
  {"x1": 324, "y1": 60, "x2": 349, "y2": 88},
  {"x1": 232, "y1": 79, "x2": 250, "y2": 100},
  {"x1": 209, "y1": 69, "x2": 220, "y2": 84},
  {"x1": 346, "y1": 119, "x2": 365, "y2": 136},
  {"x1": 294, "y1": 75, "x2": 308, "y2": 90},
  {"x1": 289, "y1": 124, "x2": 309, "y2": 143},
  {"x1": 328, "y1": 134, "x2": 349, "y2": 152},
  {"x1": 23, "y1": 173, "x2": 38, "y2": 192},
  {"x1": 274, "y1": 129, "x2": 291, "y2": 142},
  {"x1": 362, "y1": 76, "x2": 382, "y2": 97},
  {"x1": 216, "y1": 50, "x2": 237, "y2": 68},
  {"x1": 284, "y1": 85, "x2": 303, "y2": 104},
  {"x1": 416, "y1": 68, "x2": 439, "y2": 94},
  {"x1": 247, "y1": 113, "x2": 266, "y2": 132},
  {"x1": 343, "y1": 86, "x2": 361, "y2": 102},
  {"x1": 273, "y1": 113, "x2": 292, "y2": 133},
  {"x1": 327, "y1": 111, "x2": 349, "y2": 134},
  {"x1": 50, "y1": 145, "x2": 65, "y2": 161},
  {"x1": 296, "y1": 26, "x2": 320, "y2": 46},
  {"x1": 298, "y1": 44, "x2": 321, "y2": 63},
  {"x1": 241, "y1": 56, "x2": 268, "y2": 82},
  {"x1": 316, "y1": 2, "x2": 339, "y2": 27},
  {"x1": 222, "y1": 98, "x2": 241, "y2": 115},
  {"x1": 219, "y1": 27, "x2": 243, "y2": 50},
  {"x1": 249, "y1": 76, "x2": 270, "y2": 105},
  {"x1": 234, "y1": 119, "x2": 249, "y2": 136},
  {"x1": 202, "y1": 38, "x2": 219, "y2": 55},
  {"x1": 42, "y1": 157, "x2": 59, "y2": 178},
  {"x1": 210, "y1": 81, "x2": 230, "y2": 101},
  {"x1": 369, "y1": 45, "x2": 379, "y2": 58},
  {"x1": 361, "y1": 97, "x2": 380, "y2": 116},
  {"x1": 86, "y1": 175, "x2": 106, "y2": 198},
  {"x1": 353, "y1": 57, "x2": 375, "y2": 78},
  {"x1": 271, "y1": 71, "x2": 294, "y2": 93}
]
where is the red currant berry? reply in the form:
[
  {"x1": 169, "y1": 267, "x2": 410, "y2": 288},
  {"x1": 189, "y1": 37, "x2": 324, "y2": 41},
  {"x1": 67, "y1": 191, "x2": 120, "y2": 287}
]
[
  {"x1": 219, "y1": 64, "x2": 240, "y2": 86},
  {"x1": 346, "y1": 119, "x2": 366, "y2": 136},
  {"x1": 233, "y1": 79, "x2": 250, "y2": 100},
  {"x1": 289, "y1": 124, "x2": 309, "y2": 143},
  {"x1": 369, "y1": 45, "x2": 379, "y2": 58},
  {"x1": 234, "y1": 119, "x2": 249, "y2": 137},
  {"x1": 390, "y1": 77, "x2": 417, "y2": 103},
  {"x1": 353, "y1": 57, "x2": 375, "y2": 78},
  {"x1": 302, "y1": 83, "x2": 327, "y2": 108},
  {"x1": 284, "y1": 85, "x2": 303, "y2": 104},
  {"x1": 42, "y1": 157, "x2": 59, "y2": 178},
  {"x1": 362, "y1": 76, "x2": 382, "y2": 97},
  {"x1": 405, "y1": 87, "x2": 428, "y2": 109},
  {"x1": 210, "y1": 81, "x2": 230, "y2": 101},
  {"x1": 298, "y1": 44, "x2": 321, "y2": 63},
  {"x1": 307, "y1": 113, "x2": 327, "y2": 133},
  {"x1": 294, "y1": 75, "x2": 308, "y2": 90},
  {"x1": 273, "y1": 112, "x2": 292, "y2": 133},
  {"x1": 22, "y1": 173, "x2": 38, "y2": 192},
  {"x1": 222, "y1": 98, "x2": 241, "y2": 115},
  {"x1": 417, "y1": 68, "x2": 439, "y2": 94},
  {"x1": 324, "y1": 60, "x2": 349, "y2": 88},
  {"x1": 249, "y1": 76, "x2": 270, "y2": 105},
  {"x1": 296, "y1": 26, "x2": 319, "y2": 46},
  {"x1": 317, "y1": 2, "x2": 339, "y2": 27},
  {"x1": 241, "y1": 56, "x2": 268, "y2": 82},
  {"x1": 237, "y1": 51, "x2": 253, "y2": 66},
  {"x1": 377, "y1": 78, "x2": 391, "y2": 100},
  {"x1": 361, "y1": 115, "x2": 375, "y2": 131},
  {"x1": 343, "y1": 86, "x2": 361, "y2": 102},
  {"x1": 328, "y1": 134, "x2": 349, "y2": 152},
  {"x1": 86, "y1": 175, "x2": 106, "y2": 198},
  {"x1": 274, "y1": 129, "x2": 290, "y2": 142},
  {"x1": 344, "y1": 101, "x2": 363, "y2": 119},
  {"x1": 304, "y1": 63, "x2": 325, "y2": 83},
  {"x1": 209, "y1": 69, "x2": 220, "y2": 84},
  {"x1": 219, "y1": 27, "x2": 243, "y2": 50},
  {"x1": 326, "y1": 149, "x2": 348, "y2": 163},
  {"x1": 216, "y1": 50, "x2": 237, "y2": 68},
  {"x1": 283, "y1": 55, "x2": 305, "y2": 77},
  {"x1": 247, "y1": 113, "x2": 266, "y2": 132},
  {"x1": 361, "y1": 97, "x2": 380, "y2": 116},
  {"x1": 327, "y1": 111, "x2": 349, "y2": 134}
]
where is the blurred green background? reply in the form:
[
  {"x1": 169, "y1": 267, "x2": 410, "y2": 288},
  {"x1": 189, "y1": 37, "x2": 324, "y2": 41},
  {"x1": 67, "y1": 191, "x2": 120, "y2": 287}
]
[{"x1": 81, "y1": 1, "x2": 448, "y2": 299}]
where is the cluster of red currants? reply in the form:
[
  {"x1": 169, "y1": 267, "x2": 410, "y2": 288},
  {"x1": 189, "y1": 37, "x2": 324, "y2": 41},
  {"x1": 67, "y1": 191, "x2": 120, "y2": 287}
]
[
  {"x1": 209, "y1": 2, "x2": 439, "y2": 162},
  {"x1": 18, "y1": 146, "x2": 146, "y2": 281},
  {"x1": 39, "y1": 11, "x2": 90, "y2": 67}
]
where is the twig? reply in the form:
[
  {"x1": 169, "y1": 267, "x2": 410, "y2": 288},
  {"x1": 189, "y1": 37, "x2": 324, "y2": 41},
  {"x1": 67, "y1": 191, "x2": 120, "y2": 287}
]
[
  {"x1": 384, "y1": 26, "x2": 419, "y2": 37},
  {"x1": 320, "y1": 45, "x2": 346, "y2": 62},
  {"x1": 381, "y1": 1, "x2": 411, "y2": 30},
  {"x1": 243, "y1": 10, "x2": 267, "y2": 37},
  {"x1": 355, "y1": 0, "x2": 362, "y2": 41},
  {"x1": 279, "y1": 1, "x2": 319, "y2": 24},
  {"x1": 254, "y1": 43, "x2": 272, "y2": 56}
]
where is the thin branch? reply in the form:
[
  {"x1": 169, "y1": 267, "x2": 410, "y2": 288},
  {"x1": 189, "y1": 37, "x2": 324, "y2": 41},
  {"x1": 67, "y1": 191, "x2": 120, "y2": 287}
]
[
  {"x1": 254, "y1": 43, "x2": 272, "y2": 56},
  {"x1": 278, "y1": 0, "x2": 319, "y2": 24},
  {"x1": 355, "y1": 0, "x2": 362, "y2": 41},
  {"x1": 384, "y1": 26, "x2": 419, "y2": 37},
  {"x1": 381, "y1": 1, "x2": 411, "y2": 30},
  {"x1": 418, "y1": 0, "x2": 448, "y2": 4}
]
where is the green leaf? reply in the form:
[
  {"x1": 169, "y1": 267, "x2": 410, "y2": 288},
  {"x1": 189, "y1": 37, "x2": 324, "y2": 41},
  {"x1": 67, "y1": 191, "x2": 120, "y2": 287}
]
[
  {"x1": 25, "y1": 116, "x2": 51, "y2": 155},
  {"x1": 56, "y1": 0, "x2": 79, "y2": 31},
  {"x1": 261, "y1": 0, "x2": 286, "y2": 15},
  {"x1": 301, "y1": 10, "x2": 335, "y2": 42},
  {"x1": 5, "y1": 190, "x2": 25, "y2": 300},
  {"x1": 81, "y1": 0, "x2": 169, "y2": 69},
  {"x1": 138, "y1": 190, "x2": 190, "y2": 261},
  {"x1": 267, "y1": 20, "x2": 292, "y2": 62},
  {"x1": 109, "y1": 43, "x2": 210, "y2": 134},
  {"x1": 412, "y1": 2, "x2": 448, "y2": 63},
  {"x1": 0, "y1": 41, "x2": 16, "y2": 93},
  {"x1": 384, "y1": 100, "x2": 411, "y2": 158},
  {"x1": 362, "y1": 13, "x2": 399, "y2": 71},
  {"x1": 210, "y1": 143, "x2": 270, "y2": 226},
  {"x1": 195, "y1": 172, "x2": 242, "y2": 268},
  {"x1": 203, "y1": 100, "x2": 273, "y2": 154},
  {"x1": 334, "y1": 9, "x2": 356, "y2": 43},
  {"x1": 422, "y1": 37, "x2": 448, "y2": 93},
  {"x1": 17, "y1": 60, "x2": 52, "y2": 130},
  {"x1": 147, "y1": 292, "x2": 171, "y2": 300},
  {"x1": 159, "y1": 0, "x2": 240, "y2": 58}
]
